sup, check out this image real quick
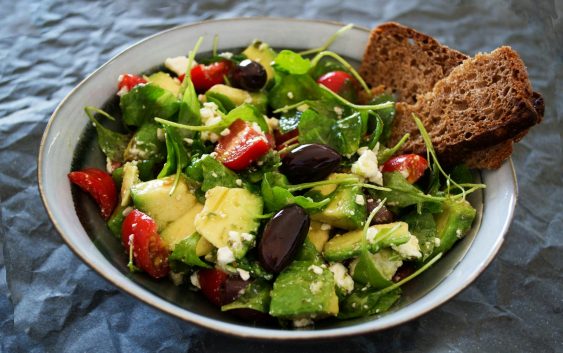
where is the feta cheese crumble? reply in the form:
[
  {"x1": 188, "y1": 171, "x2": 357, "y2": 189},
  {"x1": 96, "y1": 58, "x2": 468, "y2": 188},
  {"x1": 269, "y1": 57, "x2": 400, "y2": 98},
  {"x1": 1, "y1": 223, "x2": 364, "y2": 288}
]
[
  {"x1": 309, "y1": 281, "x2": 323, "y2": 294},
  {"x1": 355, "y1": 194, "x2": 365, "y2": 205},
  {"x1": 164, "y1": 56, "x2": 195, "y2": 77},
  {"x1": 217, "y1": 246, "x2": 235, "y2": 266},
  {"x1": 329, "y1": 263, "x2": 354, "y2": 294},
  {"x1": 392, "y1": 235, "x2": 422, "y2": 259},
  {"x1": 237, "y1": 268, "x2": 250, "y2": 281},
  {"x1": 351, "y1": 146, "x2": 383, "y2": 185},
  {"x1": 293, "y1": 318, "x2": 313, "y2": 328},
  {"x1": 308, "y1": 265, "x2": 323, "y2": 275},
  {"x1": 190, "y1": 271, "x2": 201, "y2": 289}
]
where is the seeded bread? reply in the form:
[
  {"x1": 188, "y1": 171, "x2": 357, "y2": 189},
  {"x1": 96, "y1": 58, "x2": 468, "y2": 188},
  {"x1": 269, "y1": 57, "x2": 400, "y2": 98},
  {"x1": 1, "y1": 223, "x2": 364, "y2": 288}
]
[{"x1": 359, "y1": 22, "x2": 543, "y2": 169}]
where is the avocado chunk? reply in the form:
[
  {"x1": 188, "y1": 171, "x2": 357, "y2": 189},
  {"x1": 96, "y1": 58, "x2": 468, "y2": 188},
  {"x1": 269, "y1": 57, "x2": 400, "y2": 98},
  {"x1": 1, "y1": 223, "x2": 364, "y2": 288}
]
[
  {"x1": 160, "y1": 203, "x2": 213, "y2": 256},
  {"x1": 308, "y1": 173, "x2": 367, "y2": 230},
  {"x1": 322, "y1": 221, "x2": 412, "y2": 261},
  {"x1": 146, "y1": 72, "x2": 181, "y2": 97},
  {"x1": 131, "y1": 176, "x2": 198, "y2": 230},
  {"x1": 269, "y1": 261, "x2": 338, "y2": 320},
  {"x1": 221, "y1": 279, "x2": 272, "y2": 314},
  {"x1": 119, "y1": 162, "x2": 140, "y2": 207},
  {"x1": 194, "y1": 186, "x2": 262, "y2": 258},
  {"x1": 350, "y1": 248, "x2": 402, "y2": 289},
  {"x1": 430, "y1": 198, "x2": 476, "y2": 258},
  {"x1": 307, "y1": 221, "x2": 330, "y2": 252},
  {"x1": 242, "y1": 40, "x2": 276, "y2": 82},
  {"x1": 206, "y1": 84, "x2": 267, "y2": 113},
  {"x1": 123, "y1": 123, "x2": 166, "y2": 163}
]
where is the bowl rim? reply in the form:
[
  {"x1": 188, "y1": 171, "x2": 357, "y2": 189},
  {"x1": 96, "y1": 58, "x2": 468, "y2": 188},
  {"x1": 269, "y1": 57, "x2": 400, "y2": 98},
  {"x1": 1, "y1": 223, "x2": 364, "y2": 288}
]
[{"x1": 38, "y1": 16, "x2": 518, "y2": 340}]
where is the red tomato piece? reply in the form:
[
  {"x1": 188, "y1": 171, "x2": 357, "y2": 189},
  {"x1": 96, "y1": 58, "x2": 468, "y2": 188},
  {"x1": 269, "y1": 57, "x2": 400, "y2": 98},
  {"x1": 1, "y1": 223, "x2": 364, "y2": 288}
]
[
  {"x1": 215, "y1": 119, "x2": 271, "y2": 171},
  {"x1": 317, "y1": 71, "x2": 354, "y2": 93},
  {"x1": 381, "y1": 154, "x2": 429, "y2": 184},
  {"x1": 190, "y1": 61, "x2": 231, "y2": 93},
  {"x1": 198, "y1": 268, "x2": 229, "y2": 306},
  {"x1": 118, "y1": 74, "x2": 147, "y2": 92},
  {"x1": 121, "y1": 210, "x2": 170, "y2": 279},
  {"x1": 68, "y1": 168, "x2": 117, "y2": 220}
]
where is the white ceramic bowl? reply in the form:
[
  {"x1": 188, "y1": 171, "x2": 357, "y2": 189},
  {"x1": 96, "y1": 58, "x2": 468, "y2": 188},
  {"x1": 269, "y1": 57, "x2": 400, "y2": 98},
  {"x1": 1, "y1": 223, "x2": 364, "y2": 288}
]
[{"x1": 38, "y1": 18, "x2": 517, "y2": 340}]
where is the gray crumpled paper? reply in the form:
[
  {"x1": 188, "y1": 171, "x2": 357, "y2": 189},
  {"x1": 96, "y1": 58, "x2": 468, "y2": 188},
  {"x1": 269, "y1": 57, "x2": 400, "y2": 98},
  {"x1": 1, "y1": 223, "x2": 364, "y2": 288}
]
[{"x1": 1, "y1": 0, "x2": 561, "y2": 352}]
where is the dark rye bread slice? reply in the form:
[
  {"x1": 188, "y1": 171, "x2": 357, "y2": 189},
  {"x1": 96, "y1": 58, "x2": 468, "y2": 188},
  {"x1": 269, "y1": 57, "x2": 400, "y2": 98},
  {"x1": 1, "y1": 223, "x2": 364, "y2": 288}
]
[
  {"x1": 388, "y1": 46, "x2": 542, "y2": 166},
  {"x1": 360, "y1": 22, "x2": 543, "y2": 169},
  {"x1": 359, "y1": 22, "x2": 468, "y2": 105}
]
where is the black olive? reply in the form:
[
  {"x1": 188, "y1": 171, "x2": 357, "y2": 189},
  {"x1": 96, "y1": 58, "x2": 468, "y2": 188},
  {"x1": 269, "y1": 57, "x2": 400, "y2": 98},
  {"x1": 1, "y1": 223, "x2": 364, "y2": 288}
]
[
  {"x1": 230, "y1": 59, "x2": 267, "y2": 92},
  {"x1": 279, "y1": 144, "x2": 342, "y2": 184},
  {"x1": 258, "y1": 205, "x2": 310, "y2": 273},
  {"x1": 220, "y1": 276, "x2": 251, "y2": 305},
  {"x1": 366, "y1": 197, "x2": 395, "y2": 225}
]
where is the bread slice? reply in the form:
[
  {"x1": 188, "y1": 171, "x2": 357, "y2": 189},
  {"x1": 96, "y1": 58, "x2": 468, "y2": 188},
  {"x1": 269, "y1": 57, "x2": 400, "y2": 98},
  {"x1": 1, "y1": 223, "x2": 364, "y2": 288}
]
[
  {"x1": 360, "y1": 23, "x2": 543, "y2": 169},
  {"x1": 359, "y1": 22, "x2": 468, "y2": 105}
]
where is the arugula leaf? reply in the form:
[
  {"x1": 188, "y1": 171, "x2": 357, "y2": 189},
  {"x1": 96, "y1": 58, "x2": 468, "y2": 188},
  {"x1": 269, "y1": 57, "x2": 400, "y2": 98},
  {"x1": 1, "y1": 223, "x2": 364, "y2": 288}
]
[
  {"x1": 268, "y1": 74, "x2": 321, "y2": 110},
  {"x1": 272, "y1": 50, "x2": 311, "y2": 75},
  {"x1": 85, "y1": 107, "x2": 130, "y2": 162},
  {"x1": 377, "y1": 172, "x2": 444, "y2": 210},
  {"x1": 168, "y1": 233, "x2": 211, "y2": 270},
  {"x1": 261, "y1": 172, "x2": 330, "y2": 212},
  {"x1": 177, "y1": 75, "x2": 201, "y2": 139},
  {"x1": 221, "y1": 279, "x2": 272, "y2": 313},
  {"x1": 120, "y1": 83, "x2": 180, "y2": 127},
  {"x1": 335, "y1": 112, "x2": 363, "y2": 155}
]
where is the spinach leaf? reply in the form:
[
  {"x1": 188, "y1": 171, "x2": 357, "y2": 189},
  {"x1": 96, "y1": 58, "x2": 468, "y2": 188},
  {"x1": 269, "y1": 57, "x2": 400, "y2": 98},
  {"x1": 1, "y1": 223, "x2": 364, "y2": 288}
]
[
  {"x1": 298, "y1": 109, "x2": 362, "y2": 155},
  {"x1": 221, "y1": 279, "x2": 272, "y2": 313},
  {"x1": 120, "y1": 83, "x2": 180, "y2": 127},
  {"x1": 239, "y1": 151, "x2": 281, "y2": 185},
  {"x1": 402, "y1": 211, "x2": 437, "y2": 261},
  {"x1": 158, "y1": 125, "x2": 184, "y2": 178},
  {"x1": 186, "y1": 154, "x2": 242, "y2": 193},
  {"x1": 225, "y1": 103, "x2": 268, "y2": 133},
  {"x1": 85, "y1": 107, "x2": 130, "y2": 162},
  {"x1": 261, "y1": 172, "x2": 330, "y2": 212},
  {"x1": 272, "y1": 50, "x2": 311, "y2": 75},
  {"x1": 366, "y1": 93, "x2": 395, "y2": 144},
  {"x1": 168, "y1": 233, "x2": 211, "y2": 270},
  {"x1": 338, "y1": 287, "x2": 401, "y2": 319},
  {"x1": 308, "y1": 57, "x2": 346, "y2": 80},
  {"x1": 268, "y1": 74, "x2": 321, "y2": 110},
  {"x1": 177, "y1": 74, "x2": 201, "y2": 139},
  {"x1": 123, "y1": 123, "x2": 166, "y2": 163},
  {"x1": 278, "y1": 110, "x2": 302, "y2": 134}
]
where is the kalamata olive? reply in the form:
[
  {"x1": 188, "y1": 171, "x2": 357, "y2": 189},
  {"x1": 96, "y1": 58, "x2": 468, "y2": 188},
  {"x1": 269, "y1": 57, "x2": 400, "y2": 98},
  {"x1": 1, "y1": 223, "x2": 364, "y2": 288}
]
[
  {"x1": 220, "y1": 276, "x2": 251, "y2": 305},
  {"x1": 366, "y1": 197, "x2": 395, "y2": 225},
  {"x1": 258, "y1": 205, "x2": 310, "y2": 273},
  {"x1": 279, "y1": 144, "x2": 342, "y2": 184},
  {"x1": 230, "y1": 59, "x2": 267, "y2": 92}
]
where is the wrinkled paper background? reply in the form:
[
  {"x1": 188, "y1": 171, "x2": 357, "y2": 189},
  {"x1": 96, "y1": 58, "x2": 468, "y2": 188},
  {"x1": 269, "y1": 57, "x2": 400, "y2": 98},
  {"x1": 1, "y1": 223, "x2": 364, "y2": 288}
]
[{"x1": 1, "y1": 0, "x2": 561, "y2": 352}]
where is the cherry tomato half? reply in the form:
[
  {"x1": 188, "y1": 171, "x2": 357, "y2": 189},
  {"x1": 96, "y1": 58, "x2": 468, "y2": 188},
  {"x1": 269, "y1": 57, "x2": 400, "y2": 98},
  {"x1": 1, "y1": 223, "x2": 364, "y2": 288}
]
[
  {"x1": 198, "y1": 268, "x2": 229, "y2": 306},
  {"x1": 190, "y1": 61, "x2": 231, "y2": 93},
  {"x1": 121, "y1": 210, "x2": 170, "y2": 279},
  {"x1": 68, "y1": 168, "x2": 117, "y2": 219},
  {"x1": 381, "y1": 154, "x2": 429, "y2": 184},
  {"x1": 316, "y1": 70, "x2": 357, "y2": 101},
  {"x1": 118, "y1": 74, "x2": 147, "y2": 92},
  {"x1": 215, "y1": 119, "x2": 271, "y2": 171}
]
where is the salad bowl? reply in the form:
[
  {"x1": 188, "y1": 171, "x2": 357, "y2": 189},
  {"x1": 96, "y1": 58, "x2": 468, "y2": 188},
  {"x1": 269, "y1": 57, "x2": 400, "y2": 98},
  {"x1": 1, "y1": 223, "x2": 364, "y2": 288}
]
[{"x1": 38, "y1": 17, "x2": 517, "y2": 339}]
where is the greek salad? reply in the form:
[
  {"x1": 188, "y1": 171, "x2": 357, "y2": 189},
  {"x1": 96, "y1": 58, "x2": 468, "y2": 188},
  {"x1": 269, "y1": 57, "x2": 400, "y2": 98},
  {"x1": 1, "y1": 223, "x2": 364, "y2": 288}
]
[{"x1": 68, "y1": 27, "x2": 484, "y2": 327}]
